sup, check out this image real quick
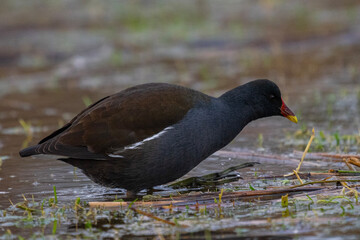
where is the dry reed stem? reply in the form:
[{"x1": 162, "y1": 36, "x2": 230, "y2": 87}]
[
  {"x1": 348, "y1": 157, "x2": 360, "y2": 167},
  {"x1": 340, "y1": 182, "x2": 359, "y2": 204},
  {"x1": 89, "y1": 187, "x2": 322, "y2": 209},
  {"x1": 285, "y1": 128, "x2": 315, "y2": 178},
  {"x1": 344, "y1": 158, "x2": 356, "y2": 171},
  {"x1": 307, "y1": 152, "x2": 360, "y2": 159},
  {"x1": 89, "y1": 200, "x2": 183, "y2": 208},
  {"x1": 293, "y1": 170, "x2": 303, "y2": 184},
  {"x1": 130, "y1": 207, "x2": 188, "y2": 228},
  {"x1": 296, "y1": 128, "x2": 315, "y2": 172},
  {"x1": 290, "y1": 179, "x2": 360, "y2": 188}
]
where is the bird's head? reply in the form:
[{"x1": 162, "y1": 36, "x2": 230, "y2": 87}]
[
  {"x1": 221, "y1": 79, "x2": 298, "y2": 123},
  {"x1": 246, "y1": 79, "x2": 298, "y2": 123}
]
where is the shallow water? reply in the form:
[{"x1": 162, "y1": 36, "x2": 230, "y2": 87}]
[{"x1": 0, "y1": 1, "x2": 360, "y2": 239}]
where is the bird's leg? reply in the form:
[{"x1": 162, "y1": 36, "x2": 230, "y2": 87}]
[{"x1": 126, "y1": 190, "x2": 137, "y2": 199}]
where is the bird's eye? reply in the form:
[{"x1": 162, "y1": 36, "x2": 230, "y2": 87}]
[{"x1": 269, "y1": 94, "x2": 275, "y2": 100}]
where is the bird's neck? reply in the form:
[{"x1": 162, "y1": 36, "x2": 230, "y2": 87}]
[
  {"x1": 219, "y1": 85, "x2": 259, "y2": 123},
  {"x1": 219, "y1": 84, "x2": 248, "y2": 104},
  {"x1": 202, "y1": 98, "x2": 255, "y2": 153}
]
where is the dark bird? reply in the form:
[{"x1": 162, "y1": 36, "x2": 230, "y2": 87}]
[{"x1": 19, "y1": 79, "x2": 297, "y2": 196}]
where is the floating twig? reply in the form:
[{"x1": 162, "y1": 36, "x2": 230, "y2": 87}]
[
  {"x1": 215, "y1": 150, "x2": 320, "y2": 167},
  {"x1": 89, "y1": 187, "x2": 322, "y2": 209},
  {"x1": 347, "y1": 157, "x2": 360, "y2": 168},
  {"x1": 130, "y1": 207, "x2": 188, "y2": 228},
  {"x1": 344, "y1": 158, "x2": 356, "y2": 171},
  {"x1": 294, "y1": 151, "x2": 360, "y2": 161},
  {"x1": 290, "y1": 179, "x2": 360, "y2": 189}
]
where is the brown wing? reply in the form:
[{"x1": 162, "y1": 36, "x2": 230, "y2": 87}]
[{"x1": 36, "y1": 83, "x2": 210, "y2": 158}]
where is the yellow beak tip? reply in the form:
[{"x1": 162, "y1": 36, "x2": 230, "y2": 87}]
[{"x1": 286, "y1": 115, "x2": 298, "y2": 124}]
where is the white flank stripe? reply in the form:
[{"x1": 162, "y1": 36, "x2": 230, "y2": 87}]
[
  {"x1": 107, "y1": 126, "x2": 173, "y2": 158},
  {"x1": 123, "y1": 126, "x2": 173, "y2": 150},
  {"x1": 107, "y1": 154, "x2": 124, "y2": 158}
]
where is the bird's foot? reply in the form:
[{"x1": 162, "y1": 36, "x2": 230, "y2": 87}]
[{"x1": 169, "y1": 162, "x2": 260, "y2": 189}]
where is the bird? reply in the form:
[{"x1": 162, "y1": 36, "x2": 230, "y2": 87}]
[{"x1": 19, "y1": 79, "x2": 297, "y2": 197}]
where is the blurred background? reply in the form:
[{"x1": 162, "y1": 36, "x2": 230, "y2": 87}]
[
  {"x1": 0, "y1": 0, "x2": 359, "y2": 206},
  {"x1": 1, "y1": 0, "x2": 359, "y2": 93}
]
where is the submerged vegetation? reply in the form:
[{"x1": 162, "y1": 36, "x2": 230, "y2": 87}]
[{"x1": 2, "y1": 167, "x2": 360, "y2": 238}]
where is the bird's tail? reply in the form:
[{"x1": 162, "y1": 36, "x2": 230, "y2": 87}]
[{"x1": 19, "y1": 145, "x2": 39, "y2": 157}]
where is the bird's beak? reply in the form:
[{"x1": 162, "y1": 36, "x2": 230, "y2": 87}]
[{"x1": 280, "y1": 98, "x2": 298, "y2": 123}]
